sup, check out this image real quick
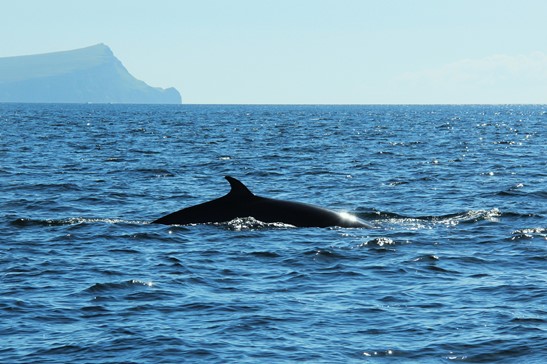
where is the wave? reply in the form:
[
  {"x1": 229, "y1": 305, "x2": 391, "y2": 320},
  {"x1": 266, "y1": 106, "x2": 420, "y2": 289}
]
[
  {"x1": 9, "y1": 209, "x2": 540, "y2": 231},
  {"x1": 360, "y1": 208, "x2": 502, "y2": 224},
  {"x1": 9, "y1": 216, "x2": 294, "y2": 231},
  {"x1": 511, "y1": 227, "x2": 547, "y2": 241},
  {"x1": 133, "y1": 168, "x2": 176, "y2": 177},
  {"x1": 496, "y1": 188, "x2": 547, "y2": 198},
  {"x1": 10, "y1": 217, "x2": 149, "y2": 227},
  {"x1": 84, "y1": 279, "x2": 154, "y2": 293},
  {"x1": 358, "y1": 208, "x2": 542, "y2": 229},
  {"x1": 220, "y1": 217, "x2": 295, "y2": 231},
  {"x1": 4, "y1": 182, "x2": 84, "y2": 193},
  {"x1": 356, "y1": 237, "x2": 399, "y2": 247}
]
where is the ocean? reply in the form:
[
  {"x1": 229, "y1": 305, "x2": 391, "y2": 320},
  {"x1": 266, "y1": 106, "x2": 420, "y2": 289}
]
[{"x1": 1, "y1": 103, "x2": 545, "y2": 363}]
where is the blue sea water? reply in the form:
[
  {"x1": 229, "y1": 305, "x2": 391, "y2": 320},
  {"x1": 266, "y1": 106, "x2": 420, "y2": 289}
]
[{"x1": 0, "y1": 103, "x2": 546, "y2": 363}]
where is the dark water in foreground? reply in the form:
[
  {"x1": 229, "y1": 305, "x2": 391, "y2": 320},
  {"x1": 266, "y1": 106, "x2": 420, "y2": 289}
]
[{"x1": 1, "y1": 104, "x2": 546, "y2": 363}]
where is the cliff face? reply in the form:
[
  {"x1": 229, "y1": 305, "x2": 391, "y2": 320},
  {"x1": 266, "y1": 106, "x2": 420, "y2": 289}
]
[{"x1": 0, "y1": 44, "x2": 181, "y2": 104}]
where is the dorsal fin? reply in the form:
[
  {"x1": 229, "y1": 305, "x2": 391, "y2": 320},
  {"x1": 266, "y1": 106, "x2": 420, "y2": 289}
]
[{"x1": 225, "y1": 176, "x2": 255, "y2": 198}]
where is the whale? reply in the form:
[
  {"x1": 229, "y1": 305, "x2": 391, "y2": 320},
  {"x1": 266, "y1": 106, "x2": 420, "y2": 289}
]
[{"x1": 152, "y1": 176, "x2": 371, "y2": 228}]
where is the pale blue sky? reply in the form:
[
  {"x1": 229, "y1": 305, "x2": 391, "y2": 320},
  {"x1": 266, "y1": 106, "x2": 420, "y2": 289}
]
[{"x1": 2, "y1": 0, "x2": 546, "y2": 104}]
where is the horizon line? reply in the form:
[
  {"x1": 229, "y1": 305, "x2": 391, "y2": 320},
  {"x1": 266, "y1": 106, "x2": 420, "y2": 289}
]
[{"x1": 1, "y1": 101, "x2": 546, "y2": 106}]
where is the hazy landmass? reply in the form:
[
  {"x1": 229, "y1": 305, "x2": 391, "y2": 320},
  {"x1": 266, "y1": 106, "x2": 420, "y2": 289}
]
[{"x1": 0, "y1": 44, "x2": 181, "y2": 104}]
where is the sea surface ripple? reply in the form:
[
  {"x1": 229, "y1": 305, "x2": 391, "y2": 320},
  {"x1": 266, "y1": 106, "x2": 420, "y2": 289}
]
[{"x1": 1, "y1": 104, "x2": 546, "y2": 363}]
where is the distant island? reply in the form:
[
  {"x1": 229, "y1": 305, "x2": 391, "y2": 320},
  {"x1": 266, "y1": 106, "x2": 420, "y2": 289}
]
[{"x1": 0, "y1": 44, "x2": 181, "y2": 104}]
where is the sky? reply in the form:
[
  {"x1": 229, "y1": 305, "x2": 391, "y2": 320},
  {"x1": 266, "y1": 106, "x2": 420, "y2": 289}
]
[{"x1": 2, "y1": 0, "x2": 547, "y2": 104}]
